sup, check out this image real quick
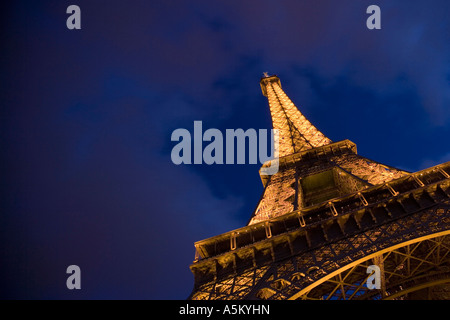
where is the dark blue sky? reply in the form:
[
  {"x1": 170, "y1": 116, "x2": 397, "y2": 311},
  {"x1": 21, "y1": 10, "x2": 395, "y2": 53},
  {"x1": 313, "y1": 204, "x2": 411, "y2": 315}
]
[{"x1": 1, "y1": 1, "x2": 450, "y2": 299}]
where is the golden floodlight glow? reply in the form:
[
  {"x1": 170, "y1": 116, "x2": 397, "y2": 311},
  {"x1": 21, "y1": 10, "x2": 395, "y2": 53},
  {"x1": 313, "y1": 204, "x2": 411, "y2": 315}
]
[{"x1": 188, "y1": 75, "x2": 450, "y2": 300}]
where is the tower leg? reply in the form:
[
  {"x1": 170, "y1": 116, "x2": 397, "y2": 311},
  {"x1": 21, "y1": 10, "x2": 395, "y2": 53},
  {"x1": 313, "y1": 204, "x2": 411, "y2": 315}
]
[{"x1": 373, "y1": 254, "x2": 387, "y2": 298}]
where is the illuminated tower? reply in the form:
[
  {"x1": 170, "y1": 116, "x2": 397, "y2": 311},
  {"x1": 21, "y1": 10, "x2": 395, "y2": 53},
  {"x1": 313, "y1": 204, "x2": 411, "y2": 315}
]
[{"x1": 189, "y1": 74, "x2": 450, "y2": 300}]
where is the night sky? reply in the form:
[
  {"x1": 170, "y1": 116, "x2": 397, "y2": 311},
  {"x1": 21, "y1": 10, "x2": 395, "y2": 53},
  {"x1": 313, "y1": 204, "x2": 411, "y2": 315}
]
[{"x1": 1, "y1": 1, "x2": 450, "y2": 299}]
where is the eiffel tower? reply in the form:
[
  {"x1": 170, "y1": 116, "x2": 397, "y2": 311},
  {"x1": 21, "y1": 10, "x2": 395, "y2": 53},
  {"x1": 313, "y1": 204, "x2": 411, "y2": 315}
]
[{"x1": 189, "y1": 74, "x2": 450, "y2": 300}]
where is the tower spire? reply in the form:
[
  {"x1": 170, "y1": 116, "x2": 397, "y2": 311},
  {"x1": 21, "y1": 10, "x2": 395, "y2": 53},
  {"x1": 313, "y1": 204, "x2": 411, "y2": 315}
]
[{"x1": 260, "y1": 75, "x2": 331, "y2": 157}]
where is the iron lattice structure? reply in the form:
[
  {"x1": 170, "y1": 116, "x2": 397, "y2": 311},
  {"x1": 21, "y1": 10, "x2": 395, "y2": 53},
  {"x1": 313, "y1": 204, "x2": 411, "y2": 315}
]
[{"x1": 188, "y1": 75, "x2": 450, "y2": 300}]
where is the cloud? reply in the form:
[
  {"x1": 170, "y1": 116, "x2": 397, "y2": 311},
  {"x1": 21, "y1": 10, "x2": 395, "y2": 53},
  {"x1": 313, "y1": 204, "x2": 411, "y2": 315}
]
[
  {"x1": 1, "y1": 92, "x2": 245, "y2": 298},
  {"x1": 188, "y1": 0, "x2": 450, "y2": 125},
  {"x1": 418, "y1": 152, "x2": 450, "y2": 171}
]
